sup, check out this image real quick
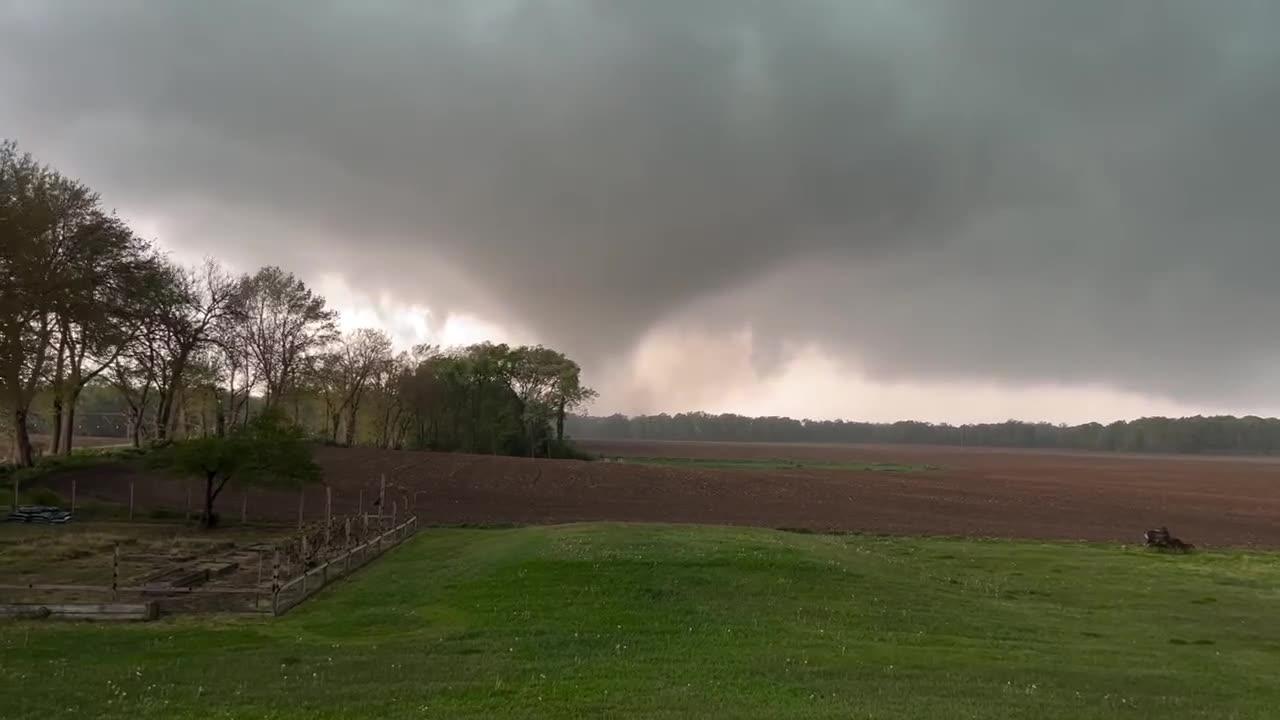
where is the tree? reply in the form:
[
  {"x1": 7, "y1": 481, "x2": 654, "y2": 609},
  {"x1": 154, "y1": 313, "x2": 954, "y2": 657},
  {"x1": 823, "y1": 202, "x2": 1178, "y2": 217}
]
[
  {"x1": 1, "y1": 140, "x2": 105, "y2": 465},
  {"x1": 147, "y1": 260, "x2": 245, "y2": 441},
  {"x1": 52, "y1": 213, "x2": 166, "y2": 454},
  {"x1": 157, "y1": 409, "x2": 321, "y2": 528},
  {"x1": 314, "y1": 328, "x2": 393, "y2": 445},
  {"x1": 366, "y1": 350, "x2": 413, "y2": 449},
  {"x1": 239, "y1": 267, "x2": 337, "y2": 410},
  {"x1": 210, "y1": 304, "x2": 257, "y2": 434},
  {"x1": 551, "y1": 359, "x2": 596, "y2": 445},
  {"x1": 108, "y1": 339, "x2": 158, "y2": 448},
  {"x1": 509, "y1": 346, "x2": 569, "y2": 456}
]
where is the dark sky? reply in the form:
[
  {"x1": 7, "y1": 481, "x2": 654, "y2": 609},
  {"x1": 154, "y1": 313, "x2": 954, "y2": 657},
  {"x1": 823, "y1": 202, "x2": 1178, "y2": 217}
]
[{"x1": 3, "y1": 1, "x2": 1279, "y2": 421}]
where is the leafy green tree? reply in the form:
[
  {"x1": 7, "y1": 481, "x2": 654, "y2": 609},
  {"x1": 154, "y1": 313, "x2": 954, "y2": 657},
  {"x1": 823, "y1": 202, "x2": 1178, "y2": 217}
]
[
  {"x1": 1, "y1": 139, "x2": 148, "y2": 465},
  {"x1": 157, "y1": 409, "x2": 320, "y2": 528}
]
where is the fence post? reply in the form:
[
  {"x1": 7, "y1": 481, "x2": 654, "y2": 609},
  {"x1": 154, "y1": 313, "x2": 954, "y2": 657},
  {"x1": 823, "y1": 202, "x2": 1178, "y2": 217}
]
[
  {"x1": 241, "y1": 491, "x2": 248, "y2": 525},
  {"x1": 297, "y1": 489, "x2": 305, "y2": 530},
  {"x1": 325, "y1": 486, "x2": 332, "y2": 546},
  {"x1": 358, "y1": 488, "x2": 363, "y2": 518},
  {"x1": 345, "y1": 517, "x2": 351, "y2": 548},
  {"x1": 112, "y1": 544, "x2": 120, "y2": 601},
  {"x1": 272, "y1": 551, "x2": 280, "y2": 615},
  {"x1": 128, "y1": 482, "x2": 135, "y2": 521},
  {"x1": 363, "y1": 511, "x2": 369, "y2": 541},
  {"x1": 379, "y1": 474, "x2": 386, "y2": 523},
  {"x1": 392, "y1": 501, "x2": 397, "y2": 530}
]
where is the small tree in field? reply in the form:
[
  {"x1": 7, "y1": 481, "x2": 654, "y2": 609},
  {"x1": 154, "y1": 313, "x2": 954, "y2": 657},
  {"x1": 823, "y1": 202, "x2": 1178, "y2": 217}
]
[{"x1": 160, "y1": 409, "x2": 321, "y2": 528}]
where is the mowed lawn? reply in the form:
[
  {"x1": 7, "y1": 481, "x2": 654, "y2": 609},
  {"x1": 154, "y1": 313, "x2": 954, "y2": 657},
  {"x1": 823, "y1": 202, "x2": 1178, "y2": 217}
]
[{"x1": 2, "y1": 525, "x2": 1279, "y2": 719}]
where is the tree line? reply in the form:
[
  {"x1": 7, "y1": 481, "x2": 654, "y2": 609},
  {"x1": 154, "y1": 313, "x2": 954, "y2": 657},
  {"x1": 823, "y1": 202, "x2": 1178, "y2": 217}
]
[
  {"x1": 2, "y1": 140, "x2": 594, "y2": 467},
  {"x1": 567, "y1": 412, "x2": 1280, "y2": 456}
]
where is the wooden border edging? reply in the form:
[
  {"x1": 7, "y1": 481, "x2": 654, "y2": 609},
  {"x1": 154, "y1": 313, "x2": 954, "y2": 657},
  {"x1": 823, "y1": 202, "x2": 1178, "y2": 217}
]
[{"x1": 0, "y1": 601, "x2": 158, "y2": 621}]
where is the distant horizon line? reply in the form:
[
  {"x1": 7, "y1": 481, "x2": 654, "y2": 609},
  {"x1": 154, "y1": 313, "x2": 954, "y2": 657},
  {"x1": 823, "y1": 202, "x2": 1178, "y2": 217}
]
[{"x1": 572, "y1": 411, "x2": 1280, "y2": 427}]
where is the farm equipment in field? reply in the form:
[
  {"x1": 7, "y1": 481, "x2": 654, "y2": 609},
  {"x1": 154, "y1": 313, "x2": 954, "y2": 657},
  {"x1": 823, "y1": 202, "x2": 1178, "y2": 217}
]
[{"x1": 1144, "y1": 526, "x2": 1194, "y2": 552}]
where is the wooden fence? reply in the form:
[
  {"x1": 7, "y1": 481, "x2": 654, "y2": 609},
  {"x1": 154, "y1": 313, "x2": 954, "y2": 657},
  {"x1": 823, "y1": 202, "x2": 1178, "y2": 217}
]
[
  {"x1": 0, "y1": 516, "x2": 420, "y2": 617},
  {"x1": 271, "y1": 516, "x2": 418, "y2": 615}
]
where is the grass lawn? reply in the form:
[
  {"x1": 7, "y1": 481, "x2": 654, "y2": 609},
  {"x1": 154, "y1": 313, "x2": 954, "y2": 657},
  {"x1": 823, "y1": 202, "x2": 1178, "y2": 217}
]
[
  {"x1": 2, "y1": 523, "x2": 1278, "y2": 719},
  {"x1": 614, "y1": 456, "x2": 932, "y2": 472}
]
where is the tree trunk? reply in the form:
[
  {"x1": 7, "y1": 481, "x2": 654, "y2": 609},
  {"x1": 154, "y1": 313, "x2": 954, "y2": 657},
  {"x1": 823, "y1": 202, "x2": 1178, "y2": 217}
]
[
  {"x1": 344, "y1": 402, "x2": 359, "y2": 446},
  {"x1": 12, "y1": 408, "x2": 34, "y2": 467},
  {"x1": 176, "y1": 389, "x2": 189, "y2": 439},
  {"x1": 49, "y1": 337, "x2": 66, "y2": 455},
  {"x1": 155, "y1": 390, "x2": 173, "y2": 441},
  {"x1": 203, "y1": 474, "x2": 216, "y2": 528},
  {"x1": 128, "y1": 408, "x2": 142, "y2": 448},
  {"x1": 59, "y1": 386, "x2": 79, "y2": 456},
  {"x1": 214, "y1": 389, "x2": 226, "y2": 438},
  {"x1": 202, "y1": 472, "x2": 228, "y2": 529},
  {"x1": 556, "y1": 400, "x2": 566, "y2": 442},
  {"x1": 50, "y1": 395, "x2": 63, "y2": 455}
]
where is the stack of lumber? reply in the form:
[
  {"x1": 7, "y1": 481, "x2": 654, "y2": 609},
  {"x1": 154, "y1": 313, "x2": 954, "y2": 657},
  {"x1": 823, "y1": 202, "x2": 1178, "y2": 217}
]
[{"x1": 4, "y1": 505, "x2": 73, "y2": 524}]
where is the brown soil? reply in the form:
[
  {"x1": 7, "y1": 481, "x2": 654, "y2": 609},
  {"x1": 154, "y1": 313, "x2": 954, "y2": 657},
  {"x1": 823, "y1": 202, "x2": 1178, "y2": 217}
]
[{"x1": 32, "y1": 440, "x2": 1280, "y2": 549}]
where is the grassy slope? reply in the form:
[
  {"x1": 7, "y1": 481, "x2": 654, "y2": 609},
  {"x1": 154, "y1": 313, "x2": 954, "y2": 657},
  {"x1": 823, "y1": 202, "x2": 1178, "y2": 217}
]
[{"x1": 2, "y1": 524, "x2": 1279, "y2": 719}]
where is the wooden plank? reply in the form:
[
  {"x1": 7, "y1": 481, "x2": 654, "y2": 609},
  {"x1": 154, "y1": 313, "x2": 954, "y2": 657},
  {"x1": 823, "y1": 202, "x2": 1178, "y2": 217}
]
[
  {"x1": 122, "y1": 586, "x2": 263, "y2": 595},
  {"x1": 0, "y1": 582, "x2": 268, "y2": 596},
  {"x1": 0, "y1": 602, "x2": 157, "y2": 621},
  {"x1": 0, "y1": 583, "x2": 113, "y2": 592}
]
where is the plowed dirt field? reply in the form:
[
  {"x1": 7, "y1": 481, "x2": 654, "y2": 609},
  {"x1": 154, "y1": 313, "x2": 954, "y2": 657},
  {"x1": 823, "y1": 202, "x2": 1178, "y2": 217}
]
[{"x1": 39, "y1": 440, "x2": 1280, "y2": 548}]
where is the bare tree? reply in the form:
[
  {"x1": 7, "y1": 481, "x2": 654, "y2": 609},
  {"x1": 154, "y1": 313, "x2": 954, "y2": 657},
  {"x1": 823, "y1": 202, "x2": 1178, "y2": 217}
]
[
  {"x1": 239, "y1": 267, "x2": 337, "y2": 410},
  {"x1": 314, "y1": 329, "x2": 394, "y2": 445},
  {"x1": 148, "y1": 260, "x2": 245, "y2": 441},
  {"x1": 108, "y1": 338, "x2": 159, "y2": 447},
  {"x1": 368, "y1": 350, "x2": 412, "y2": 449}
]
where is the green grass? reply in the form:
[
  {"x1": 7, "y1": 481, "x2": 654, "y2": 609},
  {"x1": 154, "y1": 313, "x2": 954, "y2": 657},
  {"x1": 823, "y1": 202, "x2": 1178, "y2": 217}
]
[
  {"x1": 2, "y1": 524, "x2": 1279, "y2": 719},
  {"x1": 614, "y1": 456, "x2": 932, "y2": 472}
]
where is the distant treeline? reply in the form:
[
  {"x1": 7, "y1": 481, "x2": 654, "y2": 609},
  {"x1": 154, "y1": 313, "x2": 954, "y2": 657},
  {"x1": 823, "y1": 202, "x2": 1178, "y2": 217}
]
[{"x1": 566, "y1": 413, "x2": 1280, "y2": 456}]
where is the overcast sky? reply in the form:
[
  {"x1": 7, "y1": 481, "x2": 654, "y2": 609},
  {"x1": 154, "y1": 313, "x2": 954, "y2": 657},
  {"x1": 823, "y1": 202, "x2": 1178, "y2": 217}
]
[{"x1": 4, "y1": 1, "x2": 1279, "y2": 423}]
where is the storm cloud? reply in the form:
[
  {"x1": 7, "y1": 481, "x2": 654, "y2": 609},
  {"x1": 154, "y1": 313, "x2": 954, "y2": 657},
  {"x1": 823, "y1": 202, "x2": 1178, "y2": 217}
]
[{"x1": 3, "y1": 1, "x2": 1278, "y2": 414}]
